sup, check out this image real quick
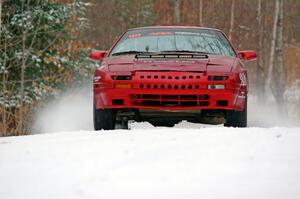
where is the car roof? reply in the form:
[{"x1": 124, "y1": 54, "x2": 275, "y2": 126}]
[{"x1": 128, "y1": 26, "x2": 222, "y2": 32}]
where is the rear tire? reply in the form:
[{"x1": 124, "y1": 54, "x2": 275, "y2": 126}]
[
  {"x1": 93, "y1": 106, "x2": 116, "y2": 130},
  {"x1": 224, "y1": 99, "x2": 247, "y2": 128}
]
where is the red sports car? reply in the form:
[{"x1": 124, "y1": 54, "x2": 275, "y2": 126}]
[{"x1": 90, "y1": 26, "x2": 257, "y2": 130}]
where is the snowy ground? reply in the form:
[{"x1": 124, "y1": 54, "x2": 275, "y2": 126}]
[
  {"x1": 1, "y1": 124, "x2": 300, "y2": 199},
  {"x1": 1, "y1": 86, "x2": 300, "y2": 199}
]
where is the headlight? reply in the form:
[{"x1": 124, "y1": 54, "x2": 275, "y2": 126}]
[{"x1": 208, "y1": 84, "x2": 225, "y2": 89}]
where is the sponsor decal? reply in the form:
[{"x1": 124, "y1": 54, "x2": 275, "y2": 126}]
[
  {"x1": 128, "y1": 33, "x2": 142, "y2": 38},
  {"x1": 149, "y1": 32, "x2": 172, "y2": 36}
]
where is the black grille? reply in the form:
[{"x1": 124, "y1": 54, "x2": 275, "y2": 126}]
[
  {"x1": 112, "y1": 99, "x2": 124, "y2": 105},
  {"x1": 217, "y1": 100, "x2": 228, "y2": 107},
  {"x1": 130, "y1": 94, "x2": 210, "y2": 107}
]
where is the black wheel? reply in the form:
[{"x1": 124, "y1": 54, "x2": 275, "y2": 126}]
[
  {"x1": 224, "y1": 99, "x2": 247, "y2": 128},
  {"x1": 93, "y1": 106, "x2": 116, "y2": 130}
]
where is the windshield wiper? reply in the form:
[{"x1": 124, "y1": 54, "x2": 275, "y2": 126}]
[
  {"x1": 112, "y1": 51, "x2": 149, "y2": 56},
  {"x1": 160, "y1": 50, "x2": 209, "y2": 54}
]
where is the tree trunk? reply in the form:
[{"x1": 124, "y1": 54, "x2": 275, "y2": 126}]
[
  {"x1": 2, "y1": 26, "x2": 8, "y2": 136},
  {"x1": 19, "y1": 1, "x2": 26, "y2": 135},
  {"x1": 19, "y1": 31, "x2": 26, "y2": 135},
  {"x1": 228, "y1": 0, "x2": 235, "y2": 41},
  {"x1": 265, "y1": 0, "x2": 280, "y2": 96},
  {"x1": 136, "y1": 0, "x2": 141, "y2": 26},
  {"x1": 174, "y1": 0, "x2": 180, "y2": 24},
  {"x1": 274, "y1": 0, "x2": 285, "y2": 114},
  {"x1": 0, "y1": 0, "x2": 5, "y2": 136},
  {"x1": 256, "y1": 0, "x2": 265, "y2": 103},
  {"x1": 198, "y1": 0, "x2": 203, "y2": 26},
  {"x1": 0, "y1": 0, "x2": 2, "y2": 31}
]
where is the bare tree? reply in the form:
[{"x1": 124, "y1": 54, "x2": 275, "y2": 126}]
[
  {"x1": 0, "y1": 0, "x2": 4, "y2": 135},
  {"x1": 266, "y1": 0, "x2": 280, "y2": 96},
  {"x1": 198, "y1": 0, "x2": 203, "y2": 26},
  {"x1": 228, "y1": 0, "x2": 235, "y2": 41},
  {"x1": 273, "y1": 0, "x2": 285, "y2": 113},
  {"x1": 256, "y1": 0, "x2": 265, "y2": 103},
  {"x1": 174, "y1": 0, "x2": 180, "y2": 24},
  {"x1": 136, "y1": 0, "x2": 141, "y2": 26},
  {"x1": 265, "y1": 0, "x2": 285, "y2": 114},
  {"x1": 0, "y1": 0, "x2": 2, "y2": 31},
  {"x1": 19, "y1": 1, "x2": 26, "y2": 135}
]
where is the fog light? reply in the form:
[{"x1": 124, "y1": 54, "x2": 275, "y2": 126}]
[
  {"x1": 115, "y1": 83, "x2": 132, "y2": 89},
  {"x1": 208, "y1": 84, "x2": 225, "y2": 89}
]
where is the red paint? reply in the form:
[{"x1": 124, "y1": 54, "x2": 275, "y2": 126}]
[
  {"x1": 89, "y1": 50, "x2": 107, "y2": 61},
  {"x1": 238, "y1": 50, "x2": 257, "y2": 61},
  {"x1": 93, "y1": 26, "x2": 256, "y2": 112}
]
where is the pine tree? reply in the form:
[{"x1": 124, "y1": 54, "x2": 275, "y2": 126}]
[{"x1": 0, "y1": 0, "x2": 94, "y2": 136}]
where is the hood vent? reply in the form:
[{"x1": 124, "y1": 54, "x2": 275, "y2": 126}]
[{"x1": 135, "y1": 54, "x2": 208, "y2": 59}]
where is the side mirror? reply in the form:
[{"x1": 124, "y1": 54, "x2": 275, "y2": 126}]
[
  {"x1": 89, "y1": 50, "x2": 107, "y2": 61},
  {"x1": 238, "y1": 50, "x2": 257, "y2": 61}
]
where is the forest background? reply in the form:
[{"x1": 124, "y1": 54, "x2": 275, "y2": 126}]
[{"x1": 0, "y1": 0, "x2": 299, "y2": 136}]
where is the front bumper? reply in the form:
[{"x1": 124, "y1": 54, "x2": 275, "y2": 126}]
[{"x1": 94, "y1": 71, "x2": 247, "y2": 111}]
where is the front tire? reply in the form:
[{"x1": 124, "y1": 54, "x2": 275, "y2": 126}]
[
  {"x1": 224, "y1": 99, "x2": 247, "y2": 128},
  {"x1": 93, "y1": 106, "x2": 116, "y2": 130}
]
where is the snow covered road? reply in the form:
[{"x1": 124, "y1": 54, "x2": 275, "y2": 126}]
[{"x1": 1, "y1": 125, "x2": 300, "y2": 199}]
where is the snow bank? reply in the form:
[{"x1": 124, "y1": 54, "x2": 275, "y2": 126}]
[{"x1": 1, "y1": 127, "x2": 300, "y2": 199}]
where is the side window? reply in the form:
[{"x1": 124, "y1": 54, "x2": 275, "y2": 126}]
[
  {"x1": 115, "y1": 40, "x2": 133, "y2": 52},
  {"x1": 216, "y1": 32, "x2": 235, "y2": 56}
]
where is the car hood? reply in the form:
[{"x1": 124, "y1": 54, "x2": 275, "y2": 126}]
[{"x1": 106, "y1": 54, "x2": 236, "y2": 73}]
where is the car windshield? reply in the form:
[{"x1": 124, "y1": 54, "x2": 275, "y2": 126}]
[{"x1": 111, "y1": 28, "x2": 235, "y2": 57}]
